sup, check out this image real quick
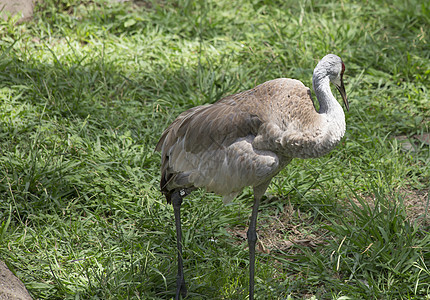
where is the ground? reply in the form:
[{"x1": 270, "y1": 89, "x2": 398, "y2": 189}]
[
  {"x1": 0, "y1": 0, "x2": 34, "y2": 23},
  {"x1": 0, "y1": 261, "x2": 31, "y2": 300}
]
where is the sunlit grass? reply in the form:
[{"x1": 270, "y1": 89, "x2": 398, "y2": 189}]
[{"x1": 0, "y1": 0, "x2": 429, "y2": 299}]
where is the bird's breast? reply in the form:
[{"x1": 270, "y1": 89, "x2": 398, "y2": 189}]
[{"x1": 172, "y1": 135, "x2": 282, "y2": 197}]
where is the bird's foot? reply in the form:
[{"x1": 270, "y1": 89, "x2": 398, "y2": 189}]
[{"x1": 175, "y1": 275, "x2": 187, "y2": 299}]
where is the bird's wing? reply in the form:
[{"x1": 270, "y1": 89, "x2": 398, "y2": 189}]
[
  {"x1": 156, "y1": 93, "x2": 267, "y2": 198},
  {"x1": 156, "y1": 100, "x2": 261, "y2": 154}
]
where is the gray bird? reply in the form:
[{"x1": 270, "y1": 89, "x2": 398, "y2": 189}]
[{"x1": 156, "y1": 54, "x2": 349, "y2": 299}]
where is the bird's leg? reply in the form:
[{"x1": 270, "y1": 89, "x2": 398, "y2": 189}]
[
  {"x1": 247, "y1": 194, "x2": 261, "y2": 300},
  {"x1": 171, "y1": 191, "x2": 187, "y2": 299},
  {"x1": 247, "y1": 182, "x2": 270, "y2": 300}
]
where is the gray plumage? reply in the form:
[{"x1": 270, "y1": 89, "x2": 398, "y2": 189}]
[{"x1": 156, "y1": 54, "x2": 349, "y2": 300}]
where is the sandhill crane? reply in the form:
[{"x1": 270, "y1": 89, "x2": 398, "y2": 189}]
[{"x1": 155, "y1": 54, "x2": 349, "y2": 299}]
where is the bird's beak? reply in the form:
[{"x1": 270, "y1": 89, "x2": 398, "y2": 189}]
[{"x1": 336, "y1": 79, "x2": 349, "y2": 112}]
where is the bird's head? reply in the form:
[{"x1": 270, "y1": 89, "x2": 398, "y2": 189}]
[{"x1": 316, "y1": 54, "x2": 349, "y2": 112}]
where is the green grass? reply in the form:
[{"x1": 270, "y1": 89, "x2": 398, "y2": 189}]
[{"x1": 0, "y1": 0, "x2": 429, "y2": 299}]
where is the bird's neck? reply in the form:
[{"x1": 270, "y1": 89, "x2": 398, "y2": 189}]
[
  {"x1": 313, "y1": 75, "x2": 343, "y2": 117},
  {"x1": 295, "y1": 73, "x2": 346, "y2": 158}
]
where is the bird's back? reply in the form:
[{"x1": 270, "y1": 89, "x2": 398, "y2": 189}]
[{"x1": 156, "y1": 78, "x2": 320, "y2": 202}]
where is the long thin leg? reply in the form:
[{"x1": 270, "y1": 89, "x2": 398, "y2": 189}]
[
  {"x1": 171, "y1": 192, "x2": 187, "y2": 299},
  {"x1": 247, "y1": 194, "x2": 261, "y2": 300}
]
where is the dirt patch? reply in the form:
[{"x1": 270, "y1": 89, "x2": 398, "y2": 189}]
[
  {"x1": 348, "y1": 188, "x2": 429, "y2": 226},
  {"x1": 227, "y1": 203, "x2": 327, "y2": 254},
  {"x1": 0, "y1": 0, "x2": 35, "y2": 23},
  {"x1": 402, "y1": 189, "x2": 429, "y2": 225},
  {"x1": 394, "y1": 133, "x2": 430, "y2": 152},
  {"x1": 226, "y1": 188, "x2": 429, "y2": 253},
  {"x1": 0, "y1": 260, "x2": 32, "y2": 300},
  {"x1": 386, "y1": 188, "x2": 429, "y2": 226}
]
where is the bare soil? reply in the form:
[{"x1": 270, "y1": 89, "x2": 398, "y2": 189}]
[
  {"x1": 0, "y1": 261, "x2": 32, "y2": 300},
  {"x1": 0, "y1": 0, "x2": 34, "y2": 23},
  {"x1": 228, "y1": 187, "x2": 429, "y2": 253}
]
